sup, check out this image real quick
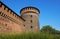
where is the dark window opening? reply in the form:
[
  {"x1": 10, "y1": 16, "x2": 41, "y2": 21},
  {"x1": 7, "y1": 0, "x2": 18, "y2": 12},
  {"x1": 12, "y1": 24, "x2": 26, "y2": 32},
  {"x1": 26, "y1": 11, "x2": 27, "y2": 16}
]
[
  {"x1": 30, "y1": 15, "x2": 32, "y2": 17},
  {"x1": 31, "y1": 20, "x2": 32, "y2": 23},
  {"x1": 4, "y1": 7, "x2": 6, "y2": 10},
  {"x1": 24, "y1": 25, "x2": 25, "y2": 27},
  {"x1": 31, "y1": 26, "x2": 33, "y2": 28},
  {"x1": 0, "y1": 3, "x2": 2, "y2": 7},
  {"x1": 5, "y1": 24, "x2": 7, "y2": 26},
  {"x1": 7, "y1": 9, "x2": 9, "y2": 12},
  {"x1": 0, "y1": 12, "x2": 1, "y2": 14}
]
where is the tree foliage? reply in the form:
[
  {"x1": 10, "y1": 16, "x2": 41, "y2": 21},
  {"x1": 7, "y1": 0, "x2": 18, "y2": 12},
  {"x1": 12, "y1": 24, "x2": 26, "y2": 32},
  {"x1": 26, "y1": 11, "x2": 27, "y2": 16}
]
[{"x1": 41, "y1": 25, "x2": 60, "y2": 34}]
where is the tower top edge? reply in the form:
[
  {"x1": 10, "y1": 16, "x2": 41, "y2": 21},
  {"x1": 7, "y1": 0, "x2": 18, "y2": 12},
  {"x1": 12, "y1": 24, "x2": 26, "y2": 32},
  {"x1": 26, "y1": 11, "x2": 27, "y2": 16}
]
[{"x1": 20, "y1": 6, "x2": 40, "y2": 13}]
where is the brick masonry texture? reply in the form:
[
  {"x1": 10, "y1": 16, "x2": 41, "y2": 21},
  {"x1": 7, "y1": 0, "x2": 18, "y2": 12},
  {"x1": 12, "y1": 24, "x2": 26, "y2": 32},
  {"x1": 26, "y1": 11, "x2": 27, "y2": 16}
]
[{"x1": 0, "y1": 1, "x2": 40, "y2": 33}]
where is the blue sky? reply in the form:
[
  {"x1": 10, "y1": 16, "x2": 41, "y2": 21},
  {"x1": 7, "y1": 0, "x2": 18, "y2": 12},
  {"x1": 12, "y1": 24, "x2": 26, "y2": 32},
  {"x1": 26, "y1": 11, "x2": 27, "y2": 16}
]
[{"x1": 0, "y1": 0, "x2": 60, "y2": 30}]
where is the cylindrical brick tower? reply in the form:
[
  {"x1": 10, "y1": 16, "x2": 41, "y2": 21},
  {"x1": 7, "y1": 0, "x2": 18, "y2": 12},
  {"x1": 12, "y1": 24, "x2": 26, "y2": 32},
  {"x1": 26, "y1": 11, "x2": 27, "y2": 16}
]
[{"x1": 20, "y1": 6, "x2": 40, "y2": 32}]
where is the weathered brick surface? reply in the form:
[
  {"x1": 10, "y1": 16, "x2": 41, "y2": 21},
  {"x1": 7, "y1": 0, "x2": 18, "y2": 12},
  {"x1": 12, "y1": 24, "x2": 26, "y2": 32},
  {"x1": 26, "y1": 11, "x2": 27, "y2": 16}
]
[
  {"x1": 0, "y1": 2, "x2": 25, "y2": 33},
  {"x1": 20, "y1": 7, "x2": 40, "y2": 32},
  {"x1": 0, "y1": 2, "x2": 40, "y2": 33}
]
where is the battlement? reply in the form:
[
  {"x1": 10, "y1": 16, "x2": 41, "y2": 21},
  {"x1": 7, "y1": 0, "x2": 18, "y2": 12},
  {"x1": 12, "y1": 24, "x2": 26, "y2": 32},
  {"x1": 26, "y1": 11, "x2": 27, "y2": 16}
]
[
  {"x1": 20, "y1": 6, "x2": 40, "y2": 15},
  {"x1": 0, "y1": 1, "x2": 25, "y2": 23}
]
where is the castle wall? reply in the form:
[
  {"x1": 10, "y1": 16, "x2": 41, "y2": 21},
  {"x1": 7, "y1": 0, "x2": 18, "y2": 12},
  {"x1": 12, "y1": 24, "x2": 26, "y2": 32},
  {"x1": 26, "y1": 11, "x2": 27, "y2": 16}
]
[
  {"x1": 0, "y1": 2, "x2": 40, "y2": 33},
  {"x1": 0, "y1": 2, "x2": 25, "y2": 33}
]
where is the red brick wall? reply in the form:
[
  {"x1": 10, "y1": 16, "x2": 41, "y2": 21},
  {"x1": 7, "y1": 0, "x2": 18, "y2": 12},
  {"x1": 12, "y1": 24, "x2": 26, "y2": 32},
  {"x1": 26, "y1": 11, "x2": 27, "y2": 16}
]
[{"x1": 0, "y1": 2, "x2": 25, "y2": 33}]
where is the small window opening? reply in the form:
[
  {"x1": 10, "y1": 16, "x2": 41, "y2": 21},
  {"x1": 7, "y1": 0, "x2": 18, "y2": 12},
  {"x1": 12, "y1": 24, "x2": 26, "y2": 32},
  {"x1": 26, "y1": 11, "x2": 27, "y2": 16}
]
[
  {"x1": 31, "y1": 26, "x2": 33, "y2": 28},
  {"x1": 31, "y1": 20, "x2": 32, "y2": 23},
  {"x1": 31, "y1": 15, "x2": 32, "y2": 17},
  {"x1": 5, "y1": 24, "x2": 7, "y2": 26},
  {"x1": 24, "y1": 25, "x2": 25, "y2": 27}
]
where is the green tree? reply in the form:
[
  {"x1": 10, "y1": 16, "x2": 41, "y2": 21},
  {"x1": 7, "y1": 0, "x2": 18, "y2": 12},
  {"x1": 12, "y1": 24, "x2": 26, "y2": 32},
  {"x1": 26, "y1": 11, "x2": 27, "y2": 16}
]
[{"x1": 41, "y1": 25, "x2": 60, "y2": 34}]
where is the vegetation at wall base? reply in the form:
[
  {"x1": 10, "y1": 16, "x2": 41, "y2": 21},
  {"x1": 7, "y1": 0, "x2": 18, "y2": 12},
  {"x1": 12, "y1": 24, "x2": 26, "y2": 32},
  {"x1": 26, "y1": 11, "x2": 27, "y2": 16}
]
[
  {"x1": 0, "y1": 25, "x2": 60, "y2": 39},
  {"x1": 0, "y1": 32, "x2": 60, "y2": 39}
]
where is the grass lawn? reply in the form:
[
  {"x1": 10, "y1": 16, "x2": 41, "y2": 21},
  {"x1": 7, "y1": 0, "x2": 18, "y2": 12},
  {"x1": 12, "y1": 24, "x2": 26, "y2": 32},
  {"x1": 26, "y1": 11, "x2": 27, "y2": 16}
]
[{"x1": 0, "y1": 32, "x2": 60, "y2": 39}]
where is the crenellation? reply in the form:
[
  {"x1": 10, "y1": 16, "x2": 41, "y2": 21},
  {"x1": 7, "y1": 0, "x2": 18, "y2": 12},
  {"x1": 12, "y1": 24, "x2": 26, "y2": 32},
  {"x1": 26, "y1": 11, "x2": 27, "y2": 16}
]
[
  {"x1": 0, "y1": 12, "x2": 22, "y2": 25},
  {"x1": 4, "y1": 6, "x2": 6, "y2": 10},
  {"x1": 10, "y1": 10, "x2": 12, "y2": 14},
  {"x1": 0, "y1": 2, "x2": 23, "y2": 22},
  {"x1": 12, "y1": 12, "x2": 14, "y2": 16},
  {"x1": 30, "y1": 7, "x2": 32, "y2": 10},
  {"x1": 9, "y1": 10, "x2": 10, "y2": 13},
  {"x1": 26, "y1": 8, "x2": 28, "y2": 10},
  {"x1": 29, "y1": 8, "x2": 31, "y2": 10},
  {"x1": 5, "y1": 7, "x2": 8, "y2": 12},
  {"x1": 2, "y1": 5, "x2": 4, "y2": 10},
  {"x1": 7, "y1": 8, "x2": 9, "y2": 12},
  {"x1": 20, "y1": 7, "x2": 40, "y2": 15}
]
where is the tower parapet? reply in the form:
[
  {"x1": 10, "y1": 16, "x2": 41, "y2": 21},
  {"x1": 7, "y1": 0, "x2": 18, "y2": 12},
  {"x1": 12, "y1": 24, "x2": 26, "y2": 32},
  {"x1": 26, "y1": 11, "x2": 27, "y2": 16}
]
[{"x1": 20, "y1": 7, "x2": 40, "y2": 15}]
